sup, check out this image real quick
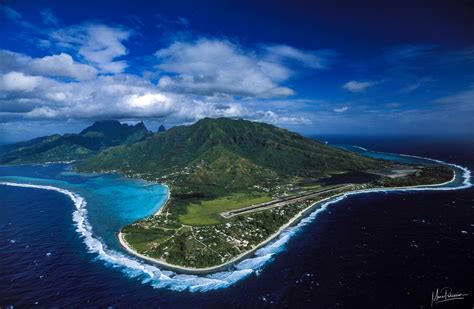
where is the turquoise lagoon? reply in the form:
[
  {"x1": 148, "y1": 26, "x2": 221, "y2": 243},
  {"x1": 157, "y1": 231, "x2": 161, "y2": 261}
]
[{"x1": 0, "y1": 145, "x2": 470, "y2": 292}]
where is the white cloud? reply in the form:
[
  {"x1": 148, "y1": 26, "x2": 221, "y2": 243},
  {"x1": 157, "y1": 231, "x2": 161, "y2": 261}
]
[
  {"x1": 26, "y1": 106, "x2": 60, "y2": 118},
  {"x1": 0, "y1": 69, "x2": 314, "y2": 130},
  {"x1": 342, "y1": 80, "x2": 375, "y2": 92},
  {"x1": 256, "y1": 110, "x2": 312, "y2": 125},
  {"x1": 155, "y1": 39, "x2": 295, "y2": 98},
  {"x1": 0, "y1": 18, "x2": 320, "y2": 130},
  {"x1": 0, "y1": 71, "x2": 46, "y2": 92},
  {"x1": 49, "y1": 24, "x2": 132, "y2": 73},
  {"x1": 333, "y1": 106, "x2": 349, "y2": 113},
  {"x1": 121, "y1": 93, "x2": 175, "y2": 117},
  {"x1": 79, "y1": 25, "x2": 130, "y2": 73},
  {"x1": 9, "y1": 75, "x2": 173, "y2": 119},
  {"x1": 0, "y1": 50, "x2": 97, "y2": 80},
  {"x1": 154, "y1": 40, "x2": 334, "y2": 99},
  {"x1": 0, "y1": 50, "x2": 31, "y2": 72},
  {"x1": 29, "y1": 53, "x2": 97, "y2": 80}
]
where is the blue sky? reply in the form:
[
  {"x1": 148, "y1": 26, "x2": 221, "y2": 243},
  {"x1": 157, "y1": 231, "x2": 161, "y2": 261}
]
[{"x1": 0, "y1": 0, "x2": 473, "y2": 142}]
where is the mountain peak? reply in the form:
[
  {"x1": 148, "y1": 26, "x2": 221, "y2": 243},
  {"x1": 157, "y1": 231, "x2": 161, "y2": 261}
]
[
  {"x1": 80, "y1": 120, "x2": 122, "y2": 135},
  {"x1": 80, "y1": 120, "x2": 149, "y2": 136},
  {"x1": 1, "y1": 120, "x2": 150, "y2": 164},
  {"x1": 134, "y1": 121, "x2": 147, "y2": 130},
  {"x1": 158, "y1": 124, "x2": 166, "y2": 132},
  {"x1": 80, "y1": 117, "x2": 383, "y2": 192}
]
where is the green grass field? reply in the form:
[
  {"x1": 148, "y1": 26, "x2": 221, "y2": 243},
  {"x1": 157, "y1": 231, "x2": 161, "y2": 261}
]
[{"x1": 179, "y1": 192, "x2": 272, "y2": 225}]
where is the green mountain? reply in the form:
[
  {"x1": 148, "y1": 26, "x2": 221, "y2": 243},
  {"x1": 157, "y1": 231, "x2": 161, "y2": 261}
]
[
  {"x1": 0, "y1": 120, "x2": 150, "y2": 164},
  {"x1": 79, "y1": 118, "x2": 386, "y2": 196},
  {"x1": 0, "y1": 117, "x2": 453, "y2": 269}
]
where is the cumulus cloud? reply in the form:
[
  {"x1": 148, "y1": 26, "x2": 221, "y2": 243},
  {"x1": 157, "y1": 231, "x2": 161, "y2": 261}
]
[
  {"x1": 0, "y1": 50, "x2": 97, "y2": 80},
  {"x1": 0, "y1": 68, "x2": 313, "y2": 130},
  {"x1": 0, "y1": 14, "x2": 321, "y2": 132},
  {"x1": 342, "y1": 80, "x2": 375, "y2": 92},
  {"x1": 165, "y1": 99, "x2": 312, "y2": 126},
  {"x1": 29, "y1": 53, "x2": 97, "y2": 80},
  {"x1": 0, "y1": 71, "x2": 51, "y2": 92},
  {"x1": 155, "y1": 39, "x2": 294, "y2": 98},
  {"x1": 154, "y1": 39, "x2": 335, "y2": 99},
  {"x1": 0, "y1": 50, "x2": 31, "y2": 72},
  {"x1": 0, "y1": 69, "x2": 214, "y2": 121},
  {"x1": 0, "y1": 74, "x2": 174, "y2": 120},
  {"x1": 49, "y1": 24, "x2": 132, "y2": 73}
]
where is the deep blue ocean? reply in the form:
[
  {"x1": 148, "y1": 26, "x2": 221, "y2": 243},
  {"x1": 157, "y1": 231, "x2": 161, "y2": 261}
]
[{"x1": 1, "y1": 136, "x2": 473, "y2": 308}]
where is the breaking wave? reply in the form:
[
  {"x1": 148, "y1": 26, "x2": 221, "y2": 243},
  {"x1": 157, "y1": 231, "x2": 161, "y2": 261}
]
[
  {"x1": 0, "y1": 149, "x2": 471, "y2": 292},
  {"x1": 349, "y1": 147, "x2": 472, "y2": 189}
]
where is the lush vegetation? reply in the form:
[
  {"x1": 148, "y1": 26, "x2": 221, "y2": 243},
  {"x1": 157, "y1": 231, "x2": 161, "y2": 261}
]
[
  {"x1": 122, "y1": 197, "x2": 320, "y2": 268},
  {"x1": 1, "y1": 117, "x2": 456, "y2": 269},
  {"x1": 77, "y1": 118, "x2": 457, "y2": 269},
  {"x1": 122, "y1": 164, "x2": 455, "y2": 269},
  {"x1": 78, "y1": 117, "x2": 388, "y2": 220},
  {"x1": 80, "y1": 118, "x2": 385, "y2": 185},
  {"x1": 0, "y1": 120, "x2": 150, "y2": 164},
  {"x1": 179, "y1": 192, "x2": 272, "y2": 225}
]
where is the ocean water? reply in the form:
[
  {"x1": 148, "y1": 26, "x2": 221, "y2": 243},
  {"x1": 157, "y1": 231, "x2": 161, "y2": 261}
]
[{"x1": 0, "y1": 136, "x2": 473, "y2": 307}]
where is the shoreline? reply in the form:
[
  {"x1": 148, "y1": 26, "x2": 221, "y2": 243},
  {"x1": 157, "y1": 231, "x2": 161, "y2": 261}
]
[
  {"x1": 153, "y1": 183, "x2": 170, "y2": 216},
  {"x1": 0, "y1": 150, "x2": 472, "y2": 275},
  {"x1": 117, "y1": 168, "x2": 461, "y2": 274},
  {"x1": 118, "y1": 196, "x2": 329, "y2": 275}
]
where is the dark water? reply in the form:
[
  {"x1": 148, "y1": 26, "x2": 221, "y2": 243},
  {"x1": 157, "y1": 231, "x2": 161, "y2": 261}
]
[
  {"x1": 1, "y1": 136, "x2": 473, "y2": 308},
  {"x1": 316, "y1": 171, "x2": 380, "y2": 186}
]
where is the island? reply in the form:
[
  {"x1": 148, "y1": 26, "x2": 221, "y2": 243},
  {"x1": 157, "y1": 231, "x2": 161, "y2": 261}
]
[{"x1": 0, "y1": 117, "x2": 454, "y2": 272}]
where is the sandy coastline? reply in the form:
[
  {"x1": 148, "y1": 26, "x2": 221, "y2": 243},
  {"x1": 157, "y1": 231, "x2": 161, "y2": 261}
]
[
  {"x1": 118, "y1": 196, "x2": 328, "y2": 275},
  {"x1": 117, "y1": 169, "x2": 459, "y2": 274},
  {"x1": 153, "y1": 183, "x2": 170, "y2": 216}
]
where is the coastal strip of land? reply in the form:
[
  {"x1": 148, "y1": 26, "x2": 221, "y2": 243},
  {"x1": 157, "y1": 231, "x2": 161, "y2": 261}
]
[{"x1": 117, "y1": 170, "x2": 458, "y2": 274}]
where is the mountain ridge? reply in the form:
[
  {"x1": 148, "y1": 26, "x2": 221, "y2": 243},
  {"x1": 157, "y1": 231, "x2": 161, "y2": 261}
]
[
  {"x1": 0, "y1": 120, "x2": 151, "y2": 164},
  {"x1": 3, "y1": 117, "x2": 456, "y2": 270},
  {"x1": 78, "y1": 117, "x2": 386, "y2": 197}
]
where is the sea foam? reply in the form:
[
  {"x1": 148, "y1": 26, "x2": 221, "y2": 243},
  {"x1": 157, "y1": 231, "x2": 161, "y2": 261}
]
[{"x1": 0, "y1": 148, "x2": 471, "y2": 292}]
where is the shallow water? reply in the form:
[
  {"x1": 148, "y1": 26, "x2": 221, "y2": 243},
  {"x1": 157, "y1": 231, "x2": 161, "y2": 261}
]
[
  {"x1": 1, "y1": 136, "x2": 473, "y2": 307},
  {"x1": 0, "y1": 167, "x2": 167, "y2": 249}
]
